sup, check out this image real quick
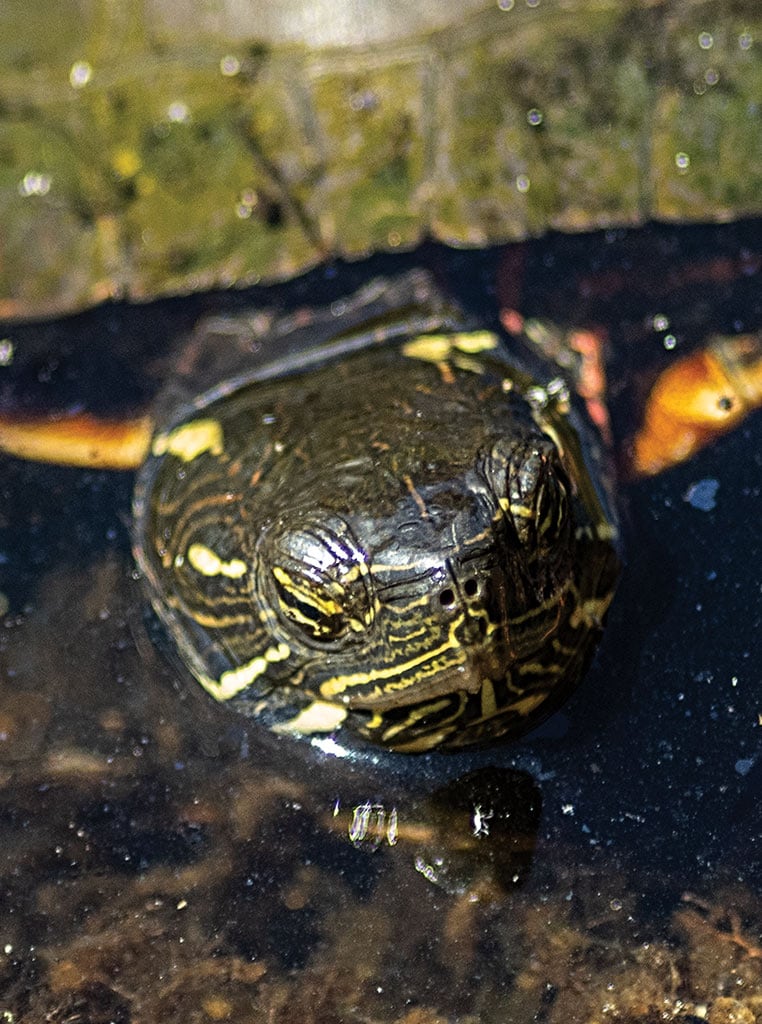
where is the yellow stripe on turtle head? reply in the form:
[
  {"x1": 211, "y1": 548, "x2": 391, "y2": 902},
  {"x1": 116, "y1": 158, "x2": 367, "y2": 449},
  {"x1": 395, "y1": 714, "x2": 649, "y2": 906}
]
[
  {"x1": 187, "y1": 543, "x2": 247, "y2": 579},
  {"x1": 199, "y1": 641, "x2": 291, "y2": 701},
  {"x1": 272, "y1": 701, "x2": 349, "y2": 736},
  {"x1": 152, "y1": 418, "x2": 224, "y2": 462}
]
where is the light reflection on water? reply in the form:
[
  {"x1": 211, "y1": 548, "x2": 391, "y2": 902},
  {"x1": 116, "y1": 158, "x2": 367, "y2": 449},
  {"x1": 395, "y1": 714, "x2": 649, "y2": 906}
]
[{"x1": 1, "y1": 227, "x2": 761, "y2": 1021}]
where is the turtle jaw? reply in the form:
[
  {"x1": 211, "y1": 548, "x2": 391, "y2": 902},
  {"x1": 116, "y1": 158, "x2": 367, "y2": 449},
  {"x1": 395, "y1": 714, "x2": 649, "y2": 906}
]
[
  {"x1": 319, "y1": 607, "x2": 519, "y2": 723},
  {"x1": 338, "y1": 653, "x2": 486, "y2": 715}
]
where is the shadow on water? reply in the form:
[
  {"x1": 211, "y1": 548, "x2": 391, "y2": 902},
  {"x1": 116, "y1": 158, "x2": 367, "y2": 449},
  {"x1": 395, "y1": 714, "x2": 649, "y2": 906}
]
[{"x1": 0, "y1": 221, "x2": 761, "y2": 1021}]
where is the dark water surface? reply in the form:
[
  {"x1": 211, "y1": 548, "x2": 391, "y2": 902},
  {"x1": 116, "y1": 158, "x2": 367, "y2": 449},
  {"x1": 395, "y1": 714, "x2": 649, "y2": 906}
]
[{"x1": 1, "y1": 223, "x2": 761, "y2": 1022}]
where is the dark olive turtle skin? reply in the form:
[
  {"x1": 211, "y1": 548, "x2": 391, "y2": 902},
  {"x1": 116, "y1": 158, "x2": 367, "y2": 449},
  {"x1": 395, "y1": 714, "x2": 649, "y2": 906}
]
[{"x1": 133, "y1": 275, "x2": 619, "y2": 752}]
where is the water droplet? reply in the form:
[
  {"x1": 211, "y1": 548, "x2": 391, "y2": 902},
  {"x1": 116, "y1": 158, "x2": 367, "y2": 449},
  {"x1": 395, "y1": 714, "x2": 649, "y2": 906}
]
[
  {"x1": 220, "y1": 54, "x2": 240, "y2": 76},
  {"x1": 652, "y1": 313, "x2": 669, "y2": 331},
  {"x1": 349, "y1": 89, "x2": 378, "y2": 112},
  {"x1": 235, "y1": 188, "x2": 258, "y2": 219},
  {"x1": 675, "y1": 152, "x2": 690, "y2": 172},
  {"x1": 526, "y1": 108, "x2": 543, "y2": 126},
  {"x1": 0, "y1": 339, "x2": 14, "y2": 366},
  {"x1": 167, "y1": 101, "x2": 190, "y2": 123},
  {"x1": 739, "y1": 32, "x2": 753, "y2": 50},
  {"x1": 69, "y1": 60, "x2": 92, "y2": 88},
  {"x1": 704, "y1": 68, "x2": 719, "y2": 86},
  {"x1": 18, "y1": 171, "x2": 52, "y2": 197},
  {"x1": 698, "y1": 31, "x2": 714, "y2": 50},
  {"x1": 516, "y1": 174, "x2": 531, "y2": 193},
  {"x1": 497, "y1": 0, "x2": 514, "y2": 9},
  {"x1": 663, "y1": 334, "x2": 677, "y2": 350}
]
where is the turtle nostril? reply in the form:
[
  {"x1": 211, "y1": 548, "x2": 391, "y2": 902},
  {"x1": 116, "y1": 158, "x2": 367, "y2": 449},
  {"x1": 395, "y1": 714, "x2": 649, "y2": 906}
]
[
  {"x1": 439, "y1": 587, "x2": 456, "y2": 608},
  {"x1": 464, "y1": 577, "x2": 478, "y2": 598}
]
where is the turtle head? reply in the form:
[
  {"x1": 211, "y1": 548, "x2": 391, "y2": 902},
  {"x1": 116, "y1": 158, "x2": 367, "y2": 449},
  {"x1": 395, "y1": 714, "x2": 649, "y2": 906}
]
[
  {"x1": 249, "y1": 425, "x2": 581, "y2": 750},
  {"x1": 136, "y1": 328, "x2": 617, "y2": 752}
]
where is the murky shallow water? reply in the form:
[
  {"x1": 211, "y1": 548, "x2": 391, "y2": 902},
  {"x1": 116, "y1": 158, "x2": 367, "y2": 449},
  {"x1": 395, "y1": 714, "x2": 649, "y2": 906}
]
[{"x1": 1, "y1": 224, "x2": 761, "y2": 1022}]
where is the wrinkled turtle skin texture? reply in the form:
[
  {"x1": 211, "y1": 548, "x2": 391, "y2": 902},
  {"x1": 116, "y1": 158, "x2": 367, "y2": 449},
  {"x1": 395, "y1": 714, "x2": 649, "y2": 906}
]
[{"x1": 133, "y1": 275, "x2": 620, "y2": 752}]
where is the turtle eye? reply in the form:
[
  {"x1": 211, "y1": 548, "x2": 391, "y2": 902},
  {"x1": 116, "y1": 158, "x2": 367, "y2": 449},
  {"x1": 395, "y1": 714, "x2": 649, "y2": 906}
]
[
  {"x1": 487, "y1": 436, "x2": 573, "y2": 557},
  {"x1": 271, "y1": 565, "x2": 347, "y2": 641},
  {"x1": 501, "y1": 439, "x2": 571, "y2": 552},
  {"x1": 260, "y1": 513, "x2": 373, "y2": 645}
]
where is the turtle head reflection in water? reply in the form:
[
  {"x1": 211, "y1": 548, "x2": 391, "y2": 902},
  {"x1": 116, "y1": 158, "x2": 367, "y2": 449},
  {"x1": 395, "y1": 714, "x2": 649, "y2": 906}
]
[{"x1": 133, "y1": 273, "x2": 620, "y2": 752}]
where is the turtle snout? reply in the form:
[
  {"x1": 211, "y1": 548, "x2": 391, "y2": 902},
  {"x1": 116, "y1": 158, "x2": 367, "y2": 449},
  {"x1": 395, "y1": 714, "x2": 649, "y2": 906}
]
[{"x1": 436, "y1": 566, "x2": 494, "y2": 644}]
